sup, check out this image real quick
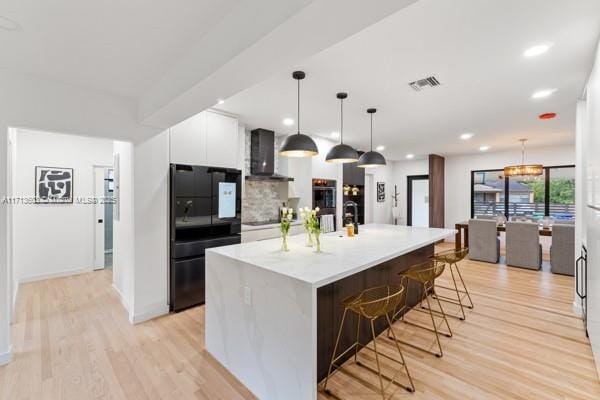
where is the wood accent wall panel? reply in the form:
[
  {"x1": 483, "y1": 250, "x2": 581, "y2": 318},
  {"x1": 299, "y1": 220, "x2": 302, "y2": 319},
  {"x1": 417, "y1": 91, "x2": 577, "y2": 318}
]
[{"x1": 428, "y1": 154, "x2": 445, "y2": 228}]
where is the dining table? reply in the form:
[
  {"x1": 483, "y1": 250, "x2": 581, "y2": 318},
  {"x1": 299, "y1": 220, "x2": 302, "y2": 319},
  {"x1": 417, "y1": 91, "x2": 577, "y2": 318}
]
[{"x1": 454, "y1": 221, "x2": 553, "y2": 251}]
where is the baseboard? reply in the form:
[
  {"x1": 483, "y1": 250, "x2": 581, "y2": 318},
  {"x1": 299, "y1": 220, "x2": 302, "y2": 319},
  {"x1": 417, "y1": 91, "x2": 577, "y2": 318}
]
[
  {"x1": 111, "y1": 283, "x2": 130, "y2": 315},
  {"x1": 11, "y1": 283, "x2": 19, "y2": 323},
  {"x1": 19, "y1": 267, "x2": 93, "y2": 284},
  {"x1": 573, "y1": 299, "x2": 583, "y2": 316},
  {"x1": 0, "y1": 346, "x2": 12, "y2": 366},
  {"x1": 130, "y1": 302, "x2": 169, "y2": 325}
]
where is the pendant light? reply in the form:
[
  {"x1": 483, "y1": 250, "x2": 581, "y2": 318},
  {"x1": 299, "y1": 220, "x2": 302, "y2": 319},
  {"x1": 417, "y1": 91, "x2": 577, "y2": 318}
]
[
  {"x1": 326, "y1": 92, "x2": 358, "y2": 163},
  {"x1": 357, "y1": 108, "x2": 386, "y2": 168},
  {"x1": 503, "y1": 138, "x2": 543, "y2": 177},
  {"x1": 279, "y1": 71, "x2": 319, "y2": 157}
]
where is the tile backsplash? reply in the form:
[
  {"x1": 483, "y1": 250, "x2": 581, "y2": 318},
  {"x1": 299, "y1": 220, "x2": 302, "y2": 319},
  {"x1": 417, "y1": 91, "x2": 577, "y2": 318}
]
[
  {"x1": 242, "y1": 130, "x2": 288, "y2": 223},
  {"x1": 243, "y1": 180, "x2": 283, "y2": 223}
]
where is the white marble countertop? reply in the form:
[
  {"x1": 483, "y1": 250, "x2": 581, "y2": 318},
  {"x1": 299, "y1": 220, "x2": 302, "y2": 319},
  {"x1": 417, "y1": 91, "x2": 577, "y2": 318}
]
[
  {"x1": 241, "y1": 220, "x2": 302, "y2": 232},
  {"x1": 208, "y1": 224, "x2": 455, "y2": 288}
]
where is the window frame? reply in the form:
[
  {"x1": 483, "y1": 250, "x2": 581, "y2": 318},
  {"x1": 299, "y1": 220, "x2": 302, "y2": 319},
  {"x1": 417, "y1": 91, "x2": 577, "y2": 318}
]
[{"x1": 470, "y1": 165, "x2": 575, "y2": 219}]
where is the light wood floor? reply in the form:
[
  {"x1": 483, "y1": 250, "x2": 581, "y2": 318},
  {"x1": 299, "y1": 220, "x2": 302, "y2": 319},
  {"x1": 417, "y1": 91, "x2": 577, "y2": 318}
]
[{"x1": 1, "y1": 244, "x2": 598, "y2": 400}]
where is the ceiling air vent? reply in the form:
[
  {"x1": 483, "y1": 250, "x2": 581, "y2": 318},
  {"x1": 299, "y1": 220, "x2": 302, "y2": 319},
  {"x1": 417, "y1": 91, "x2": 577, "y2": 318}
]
[{"x1": 408, "y1": 76, "x2": 440, "y2": 91}]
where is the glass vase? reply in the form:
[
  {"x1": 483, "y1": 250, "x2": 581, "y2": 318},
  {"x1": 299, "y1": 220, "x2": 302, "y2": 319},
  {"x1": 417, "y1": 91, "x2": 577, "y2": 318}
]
[
  {"x1": 281, "y1": 232, "x2": 289, "y2": 252},
  {"x1": 314, "y1": 233, "x2": 321, "y2": 253},
  {"x1": 305, "y1": 229, "x2": 314, "y2": 247}
]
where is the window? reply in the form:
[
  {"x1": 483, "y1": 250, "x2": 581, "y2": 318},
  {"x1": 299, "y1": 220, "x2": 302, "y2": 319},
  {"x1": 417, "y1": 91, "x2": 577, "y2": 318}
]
[
  {"x1": 506, "y1": 171, "x2": 546, "y2": 220},
  {"x1": 548, "y1": 166, "x2": 575, "y2": 221},
  {"x1": 472, "y1": 170, "x2": 505, "y2": 218},
  {"x1": 470, "y1": 165, "x2": 575, "y2": 220}
]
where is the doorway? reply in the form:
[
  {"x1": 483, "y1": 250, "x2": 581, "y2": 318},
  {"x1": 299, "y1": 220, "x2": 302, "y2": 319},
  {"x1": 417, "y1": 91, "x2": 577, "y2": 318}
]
[
  {"x1": 407, "y1": 175, "x2": 429, "y2": 227},
  {"x1": 94, "y1": 166, "x2": 114, "y2": 269}
]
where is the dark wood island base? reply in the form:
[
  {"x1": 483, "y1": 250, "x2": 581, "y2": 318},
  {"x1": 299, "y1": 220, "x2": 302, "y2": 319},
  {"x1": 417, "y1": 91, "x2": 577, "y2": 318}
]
[{"x1": 316, "y1": 244, "x2": 434, "y2": 380}]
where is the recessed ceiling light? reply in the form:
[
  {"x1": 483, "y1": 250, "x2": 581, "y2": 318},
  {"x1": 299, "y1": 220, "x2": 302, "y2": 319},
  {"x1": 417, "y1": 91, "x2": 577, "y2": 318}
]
[
  {"x1": 217, "y1": 99, "x2": 225, "y2": 105},
  {"x1": 479, "y1": 145, "x2": 490, "y2": 152},
  {"x1": 330, "y1": 131, "x2": 340, "y2": 138},
  {"x1": 376, "y1": 145, "x2": 385, "y2": 151},
  {"x1": 0, "y1": 16, "x2": 21, "y2": 31},
  {"x1": 460, "y1": 133, "x2": 474, "y2": 140},
  {"x1": 531, "y1": 88, "x2": 557, "y2": 99},
  {"x1": 523, "y1": 42, "x2": 554, "y2": 58},
  {"x1": 283, "y1": 118, "x2": 294, "y2": 126},
  {"x1": 406, "y1": 154, "x2": 414, "y2": 159}
]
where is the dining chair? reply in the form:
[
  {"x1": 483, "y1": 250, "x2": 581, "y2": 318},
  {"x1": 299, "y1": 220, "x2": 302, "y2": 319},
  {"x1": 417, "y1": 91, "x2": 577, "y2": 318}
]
[
  {"x1": 505, "y1": 222, "x2": 542, "y2": 270},
  {"x1": 468, "y1": 219, "x2": 499, "y2": 263},
  {"x1": 550, "y1": 224, "x2": 575, "y2": 276}
]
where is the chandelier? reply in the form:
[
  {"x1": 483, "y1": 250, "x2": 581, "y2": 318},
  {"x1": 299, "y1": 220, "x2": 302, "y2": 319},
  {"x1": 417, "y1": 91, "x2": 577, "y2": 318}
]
[{"x1": 503, "y1": 139, "x2": 543, "y2": 177}]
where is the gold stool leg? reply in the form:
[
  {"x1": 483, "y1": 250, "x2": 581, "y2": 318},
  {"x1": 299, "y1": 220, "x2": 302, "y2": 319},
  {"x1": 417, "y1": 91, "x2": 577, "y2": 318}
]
[
  {"x1": 424, "y1": 293, "x2": 444, "y2": 358},
  {"x1": 432, "y1": 286, "x2": 453, "y2": 338},
  {"x1": 369, "y1": 319, "x2": 386, "y2": 400},
  {"x1": 455, "y1": 262, "x2": 474, "y2": 309},
  {"x1": 385, "y1": 314, "x2": 415, "y2": 393},
  {"x1": 448, "y1": 263, "x2": 466, "y2": 320},
  {"x1": 323, "y1": 308, "x2": 349, "y2": 393},
  {"x1": 354, "y1": 314, "x2": 361, "y2": 363}
]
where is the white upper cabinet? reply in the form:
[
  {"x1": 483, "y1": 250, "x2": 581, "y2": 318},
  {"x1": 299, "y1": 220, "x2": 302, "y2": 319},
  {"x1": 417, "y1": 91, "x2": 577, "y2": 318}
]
[
  {"x1": 169, "y1": 110, "x2": 239, "y2": 169},
  {"x1": 206, "y1": 111, "x2": 239, "y2": 169},
  {"x1": 169, "y1": 111, "x2": 207, "y2": 165}
]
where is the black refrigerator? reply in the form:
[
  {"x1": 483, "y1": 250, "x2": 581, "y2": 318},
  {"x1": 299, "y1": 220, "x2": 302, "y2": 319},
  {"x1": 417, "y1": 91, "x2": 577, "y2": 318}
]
[{"x1": 170, "y1": 164, "x2": 242, "y2": 312}]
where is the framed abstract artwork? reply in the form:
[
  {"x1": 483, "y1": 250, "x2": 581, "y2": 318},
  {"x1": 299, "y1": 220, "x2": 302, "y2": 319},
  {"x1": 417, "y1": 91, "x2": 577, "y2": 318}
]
[
  {"x1": 35, "y1": 166, "x2": 73, "y2": 204},
  {"x1": 377, "y1": 181, "x2": 385, "y2": 202}
]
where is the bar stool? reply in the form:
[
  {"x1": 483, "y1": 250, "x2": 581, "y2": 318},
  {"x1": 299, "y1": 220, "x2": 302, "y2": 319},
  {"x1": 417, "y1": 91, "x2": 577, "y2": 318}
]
[
  {"x1": 431, "y1": 247, "x2": 473, "y2": 321},
  {"x1": 322, "y1": 285, "x2": 415, "y2": 398},
  {"x1": 390, "y1": 259, "x2": 452, "y2": 358}
]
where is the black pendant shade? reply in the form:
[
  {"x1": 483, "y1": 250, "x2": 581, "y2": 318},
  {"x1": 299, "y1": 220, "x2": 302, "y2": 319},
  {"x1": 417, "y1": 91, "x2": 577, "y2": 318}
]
[
  {"x1": 326, "y1": 92, "x2": 358, "y2": 163},
  {"x1": 357, "y1": 108, "x2": 386, "y2": 168},
  {"x1": 357, "y1": 150, "x2": 386, "y2": 168},
  {"x1": 279, "y1": 133, "x2": 318, "y2": 157},
  {"x1": 279, "y1": 71, "x2": 319, "y2": 158}
]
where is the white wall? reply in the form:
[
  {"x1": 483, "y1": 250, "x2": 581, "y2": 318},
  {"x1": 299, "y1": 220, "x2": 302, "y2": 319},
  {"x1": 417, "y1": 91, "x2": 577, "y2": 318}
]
[
  {"x1": 366, "y1": 163, "x2": 395, "y2": 224},
  {"x1": 391, "y1": 159, "x2": 429, "y2": 225},
  {"x1": 11, "y1": 129, "x2": 113, "y2": 282},
  {"x1": 0, "y1": 68, "x2": 160, "y2": 364},
  {"x1": 132, "y1": 131, "x2": 170, "y2": 323},
  {"x1": 112, "y1": 141, "x2": 135, "y2": 318},
  {"x1": 444, "y1": 145, "x2": 575, "y2": 232}
]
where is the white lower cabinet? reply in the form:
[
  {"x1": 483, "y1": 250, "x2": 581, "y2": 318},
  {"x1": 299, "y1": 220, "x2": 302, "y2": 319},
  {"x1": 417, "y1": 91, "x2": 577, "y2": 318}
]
[{"x1": 242, "y1": 225, "x2": 304, "y2": 243}]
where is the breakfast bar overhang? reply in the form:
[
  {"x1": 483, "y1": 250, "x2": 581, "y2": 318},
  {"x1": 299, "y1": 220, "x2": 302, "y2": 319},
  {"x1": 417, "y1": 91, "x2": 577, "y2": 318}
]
[{"x1": 205, "y1": 224, "x2": 455, "y2": 400}]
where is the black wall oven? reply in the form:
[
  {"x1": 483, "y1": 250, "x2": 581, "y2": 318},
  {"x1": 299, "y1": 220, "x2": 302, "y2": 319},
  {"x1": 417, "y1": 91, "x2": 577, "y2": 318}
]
[{"x1": 170, "y1": 164, "x2": 241, "y2": 311}]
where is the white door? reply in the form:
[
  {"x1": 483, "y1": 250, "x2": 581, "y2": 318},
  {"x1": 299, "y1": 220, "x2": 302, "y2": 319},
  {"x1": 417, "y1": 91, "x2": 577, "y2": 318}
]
[
  {"x1": 93, "y1": 167, "x2": 105, "y2": 270},
  {"x1": 411, "y1": 179, "x2": 429, "y2": 227}
]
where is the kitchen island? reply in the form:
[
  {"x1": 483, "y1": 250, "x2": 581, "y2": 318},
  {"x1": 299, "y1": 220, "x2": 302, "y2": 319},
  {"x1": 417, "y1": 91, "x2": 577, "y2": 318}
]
[{"x1": 205, "y1": 224, "x2": 455, "y2": 400}]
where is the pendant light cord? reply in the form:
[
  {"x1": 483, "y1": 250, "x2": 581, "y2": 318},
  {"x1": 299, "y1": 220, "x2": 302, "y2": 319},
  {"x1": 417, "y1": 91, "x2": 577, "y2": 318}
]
[
  {"x1": 370, "y1": 113, "x2": 373, "y2": 151},
  {"x1": 297, "y1": 78, "x2": 300, "y2": 134},
  {"x1": 340, "y1": 98, "x2": 344, "y2": 144}
]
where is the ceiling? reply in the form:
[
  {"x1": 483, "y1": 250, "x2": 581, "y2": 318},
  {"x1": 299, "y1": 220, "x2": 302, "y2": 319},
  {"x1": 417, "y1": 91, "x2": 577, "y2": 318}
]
[
  {"x1": 0, "y1": 0, "x2": 242, "y2": 98},
  {"x1": 216, "y1": 0, "x2": 600, "y2": 160}
]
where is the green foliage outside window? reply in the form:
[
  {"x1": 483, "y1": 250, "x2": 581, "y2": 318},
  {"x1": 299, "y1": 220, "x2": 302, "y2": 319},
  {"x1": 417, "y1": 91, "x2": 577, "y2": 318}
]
[{"x1": 522, "y1": 179, "x2": 575, "y2": 204}]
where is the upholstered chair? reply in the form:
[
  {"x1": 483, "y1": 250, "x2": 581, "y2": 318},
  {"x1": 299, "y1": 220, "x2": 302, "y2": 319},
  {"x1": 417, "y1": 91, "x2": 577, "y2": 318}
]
[
  {"x1": 506, "y1": 222, "x2": 542, "y2": 270},
  {"x1": 550, "y1": 224, "x2": 575, "y2": 276},
  {"x1": 468, "y1": 219, "x2": 500, "y2": 263}
]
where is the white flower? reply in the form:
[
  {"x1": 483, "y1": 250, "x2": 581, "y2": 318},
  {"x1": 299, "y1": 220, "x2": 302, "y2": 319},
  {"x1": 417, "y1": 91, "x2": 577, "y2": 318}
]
[
  {"x1": 287, "y1": 214, "x2": 293, "y2": 221},
  {"x1": 281, "y1": 207, "x2": 288, "y2": 214},
  {"x1": 288, "y1": 208, "x2": 294, "y2": 215},
  {"x1": 315, "y1": 207, "x2": 320, "y2": 212},
  {"x1": 304, "y1": 206, "x2": 310, "y2": 212}
]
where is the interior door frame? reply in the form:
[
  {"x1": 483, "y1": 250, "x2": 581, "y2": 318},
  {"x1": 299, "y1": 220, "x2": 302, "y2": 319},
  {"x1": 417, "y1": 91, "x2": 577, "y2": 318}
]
[
  {"x1": 407, "y1": 174, "x2": 429, "y2": 226},
  {"x1": 93, "y1": 165, "x2": 112, "y2": 270}
]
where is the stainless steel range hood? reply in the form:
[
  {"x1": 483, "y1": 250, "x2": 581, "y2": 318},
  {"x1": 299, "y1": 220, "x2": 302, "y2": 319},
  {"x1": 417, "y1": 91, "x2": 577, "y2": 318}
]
[{"x1": 246, "y1": 128, "x2": 294, "y2": 182}]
